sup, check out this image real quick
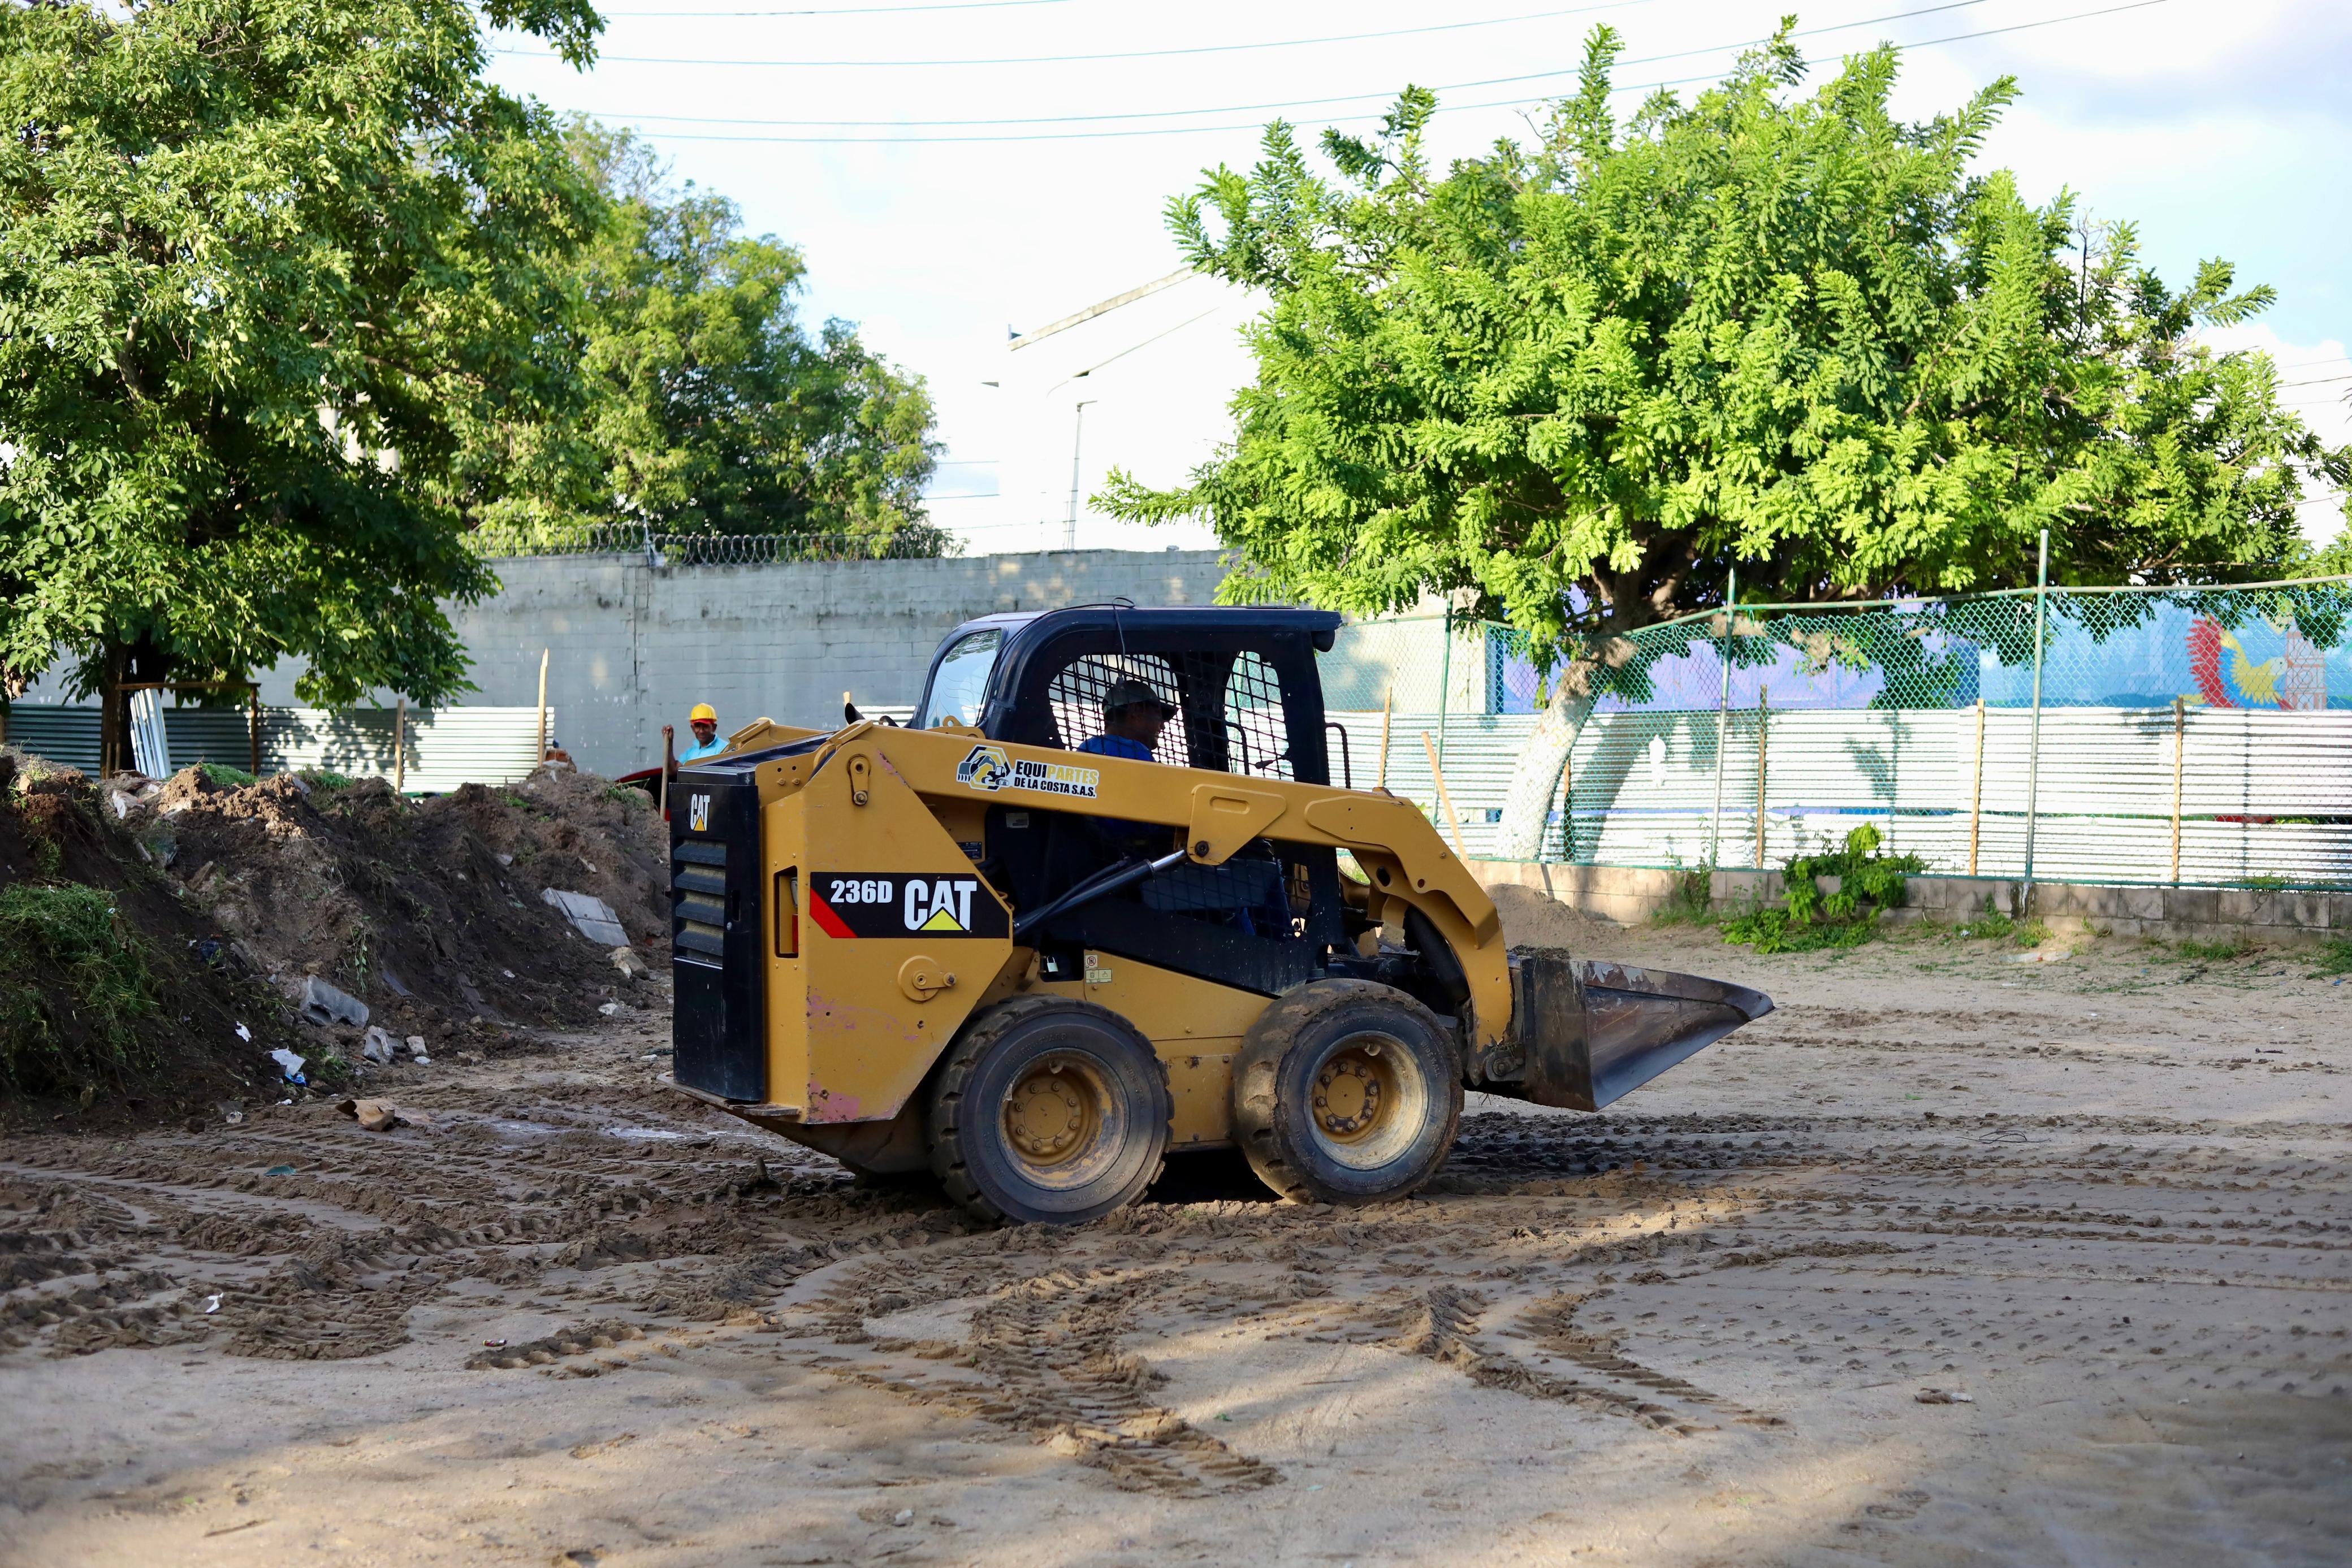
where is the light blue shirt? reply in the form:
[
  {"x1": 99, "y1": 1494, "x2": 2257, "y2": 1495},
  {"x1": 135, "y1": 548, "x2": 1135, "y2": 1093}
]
[{"x1": 678, "y1": 737, "x2": 727, "y2": 762}]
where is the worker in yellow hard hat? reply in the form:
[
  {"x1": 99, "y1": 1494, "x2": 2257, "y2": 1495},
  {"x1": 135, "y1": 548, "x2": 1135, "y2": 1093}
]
[{"x1": 678, "y1": 703, "x2": 726, "y2": 762}]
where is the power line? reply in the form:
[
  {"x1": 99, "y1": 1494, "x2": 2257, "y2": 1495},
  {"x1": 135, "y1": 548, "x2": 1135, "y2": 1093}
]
[
  {"x1": 505, "y1": 0, "x2": 1958, "y2": 70},
  {"x1": 589, "y1": 1, "x2": 2172, "y2": 144},
  {"x1": 2278, "y1": 372, "x2": 2352, "y2": 389},
  {"x1": 599, "y1": 0, "x2": 1072, "y2": 15}
]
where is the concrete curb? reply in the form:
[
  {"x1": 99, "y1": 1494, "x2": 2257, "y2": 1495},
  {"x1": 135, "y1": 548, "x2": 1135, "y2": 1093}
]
[{"x1": 1469, "y1": 859, "x2": 2352, "y2": 945}]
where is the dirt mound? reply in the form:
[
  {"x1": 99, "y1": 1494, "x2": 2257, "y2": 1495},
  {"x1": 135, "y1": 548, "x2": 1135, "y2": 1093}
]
[
  {"x1": 0, "y1": 750, "x2": 304, "y2": 1125},
  {"x1": 118, "y1": 764, "x2": 670, "y2": 1033},
  {"x1": 3, "y1": 748, "x2": 672, "y2": 1127},
  {"x1": 1489, "y1": 881, "x2": 1615, "y2": 948}
]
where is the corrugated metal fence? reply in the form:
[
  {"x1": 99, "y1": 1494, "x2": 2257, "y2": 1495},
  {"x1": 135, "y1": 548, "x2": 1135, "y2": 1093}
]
[
  {"x1": 1329, "y1": 706, "x2": 2352, "y2": 887},
  {"x1": 0, "y1": 704, "x2": 551, "y2": 794},
  {"x1": 1323, "y1": 579, "x2": 2352, "y2": 890}
]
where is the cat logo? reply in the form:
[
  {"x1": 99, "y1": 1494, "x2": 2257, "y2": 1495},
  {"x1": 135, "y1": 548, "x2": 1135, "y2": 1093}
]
[
  {"x1": 807, "y1": 874, "x2": 1008, "y2": 939},
  {"x1": 956, "y1": 744, "x2": 1014, "y2": 792},
  {"x1": 687, "y1": 793, "x2": 711, "y2": 833}
]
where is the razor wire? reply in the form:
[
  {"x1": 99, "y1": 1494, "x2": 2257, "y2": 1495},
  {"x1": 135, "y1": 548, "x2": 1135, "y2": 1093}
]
[
  {"x1": 467, "y1": 523, "x2": 961, "y2": 564},
  {"x1": 1317, "y1": 579, "x2": 2352, "y2": 890}
]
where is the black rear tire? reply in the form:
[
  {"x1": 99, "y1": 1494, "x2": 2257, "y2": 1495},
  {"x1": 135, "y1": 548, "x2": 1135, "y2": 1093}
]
[
  {"x1": 1231, "y1": 980, "x2": 1462, "y2": 1206},
  {"x1": 926, "y1": 996, "x2": 1172, "y2": 1224}
]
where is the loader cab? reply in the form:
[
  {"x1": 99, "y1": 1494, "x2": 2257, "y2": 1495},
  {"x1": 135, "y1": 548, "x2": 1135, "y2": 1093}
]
[
  {"x1": 911, "y1": 605, "x2": 1343, "y2": 785},
  {"x1": 913, "y1": 607, "x2": 1366, "y2": 999}
]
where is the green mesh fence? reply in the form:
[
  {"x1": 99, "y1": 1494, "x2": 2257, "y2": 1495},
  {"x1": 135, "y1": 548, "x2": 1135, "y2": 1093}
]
[{"x1": 1318, "y1": 581, "x2": 2352, "y2": 889}]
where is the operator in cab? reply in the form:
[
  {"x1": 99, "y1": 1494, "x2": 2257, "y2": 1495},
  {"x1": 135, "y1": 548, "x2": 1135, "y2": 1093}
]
[
  {"x1": 678, "y1": 703, "x2": 726, "y2": 763},
  {"x1": 1076, "y1": 679, "x2": 1174, "y2": 763}
]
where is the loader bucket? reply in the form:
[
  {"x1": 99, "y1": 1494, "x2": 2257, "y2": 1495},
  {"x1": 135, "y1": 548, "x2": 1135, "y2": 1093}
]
[{"x1": 1508, "y1": 952, "x2": 1772, "y2": 1112}]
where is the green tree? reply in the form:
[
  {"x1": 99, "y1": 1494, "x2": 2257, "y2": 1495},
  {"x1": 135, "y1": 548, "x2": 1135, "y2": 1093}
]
[
  {"x1": 1106, "y1": 25, "x2": 2351, "y2": 856},
  {"x1": 0, "y1": 0, "x2": 603, "y2": 760},
  {"x1": 485, "y1": 124, "x2": 944, "y2": 550}
]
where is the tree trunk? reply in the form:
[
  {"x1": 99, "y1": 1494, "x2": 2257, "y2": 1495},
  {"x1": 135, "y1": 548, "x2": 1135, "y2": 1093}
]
[
  {"x1": 1491, "y1": 666, "x2": 1599, "y2": 862},
  {"x1": 100, "y1": 636, "x2": 172, "y2": 778}
]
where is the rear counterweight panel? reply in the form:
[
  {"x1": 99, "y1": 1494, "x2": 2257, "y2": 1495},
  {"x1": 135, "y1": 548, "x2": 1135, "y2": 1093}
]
[{"x1": 671, "y1": 772, "x2": 768, "y2": 1102}]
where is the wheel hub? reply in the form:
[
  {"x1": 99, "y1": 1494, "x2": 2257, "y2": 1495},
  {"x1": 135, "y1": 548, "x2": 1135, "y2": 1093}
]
[
  {"x1": 1004, "y1": 1065, "x2": 1095, "y2": 1164},
  {"x1": 1313, "y1": 1052, "x2": 1387, "y2": 1140}
]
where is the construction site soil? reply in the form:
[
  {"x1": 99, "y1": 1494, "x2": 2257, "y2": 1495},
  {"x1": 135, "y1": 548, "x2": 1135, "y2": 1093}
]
[
  {"x1": 3, "y1": 902, "x2": 2347, "y2": 1565},
  {"x1": 0, "y1": 751, "x2": 669, "y2": 1128}
]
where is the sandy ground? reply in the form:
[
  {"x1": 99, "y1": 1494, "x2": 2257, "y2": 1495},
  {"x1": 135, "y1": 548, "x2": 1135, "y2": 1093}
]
[{"x1": 3, "y1": 916, "x2": 2348, "y2": 1567}]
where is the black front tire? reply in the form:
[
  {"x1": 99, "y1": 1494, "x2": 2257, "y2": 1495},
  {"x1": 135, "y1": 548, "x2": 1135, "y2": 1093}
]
[
  {"x1": 1231, "y1": 980, "x2": 1462, "y2": 1206},
  {"x1": 926, "y1": 996, "x2": 1172, "y2": 1224}
]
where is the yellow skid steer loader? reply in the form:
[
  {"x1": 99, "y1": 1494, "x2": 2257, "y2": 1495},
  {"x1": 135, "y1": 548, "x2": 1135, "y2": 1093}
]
[{"x1": 667, "y1": 607, "x2": 1770, "y2": 1223}]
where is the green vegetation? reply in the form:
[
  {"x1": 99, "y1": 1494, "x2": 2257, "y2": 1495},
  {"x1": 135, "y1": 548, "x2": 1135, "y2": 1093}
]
[
  {"x1": 1721, "y1": 825, "x2": 1922, "y2": 954},
  {"x1": 300, "y1": 771, "x2": 355, "y2": 795},
  {"x1": 1650, "y1": 867, "x2": 1716, "y2": 928},
  {"x1": 2310, "y1": 938, "x2": 2352, "y2": 978},
  {"x1": 0, "y1": 0, "x2": 942, "y2": 746},
  {"x1": 2176, "y1": 935, "x2": 2255, "y2": 962},
  {"x1": 1956, "y1": 908, "x2": 2015, "y2": 942},
  {"x1": 0, "y1": 884, "x2": 157, "y2": 1095},
  {"x1": 198, "y1": 763, "x2": 258, "y2": 790},
  {"x1": 1112, "y1": 21, "x2": 2351, "y2": 859},
  {"x1": 0, "y1": 0, "x2": 600, "y2": 721},
  {"x1": 509, "y1": 124, "x2": 943, "y2": 549}
]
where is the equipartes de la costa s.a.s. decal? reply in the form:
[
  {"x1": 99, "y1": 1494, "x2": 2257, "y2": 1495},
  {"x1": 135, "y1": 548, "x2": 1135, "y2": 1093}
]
[
  {"x1": 806, "y1": 874, "x2": 1010, "y2": 939},
  {"x1": 956, "y1": 743, "x2": 1098, "y2": 800}
]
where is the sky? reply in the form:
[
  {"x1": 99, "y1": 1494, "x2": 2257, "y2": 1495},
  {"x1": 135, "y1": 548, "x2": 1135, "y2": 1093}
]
[{"x1": 484, "y1": 0, "x2": 2352, "y2": 556}]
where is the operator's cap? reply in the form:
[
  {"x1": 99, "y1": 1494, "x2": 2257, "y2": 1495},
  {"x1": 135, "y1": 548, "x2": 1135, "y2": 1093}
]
[
  {"x1": 689, "y1": 703, "x2": 717, "y2": 724},
  {"x1": 1101, "y1": 678, "x2": 1176, "y2": 718}
]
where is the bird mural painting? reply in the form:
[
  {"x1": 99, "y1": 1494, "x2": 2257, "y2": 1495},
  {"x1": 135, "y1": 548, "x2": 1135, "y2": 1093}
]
[
  {"x1": 2186, "y1": 617, "x2": 2329, "y2": 710},
  {"x1": 2187, "y1": 618, "x2": 2283, "y2": 708}
]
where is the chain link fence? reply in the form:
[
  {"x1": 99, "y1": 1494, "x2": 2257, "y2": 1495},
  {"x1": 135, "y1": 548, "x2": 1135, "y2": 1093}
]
[
  {"x1": 467, "y1": 525, "x2": 959, "y2": 564},
  {"x1": 1318, "y1": 579, "x2": 2352, "y2": 890}
]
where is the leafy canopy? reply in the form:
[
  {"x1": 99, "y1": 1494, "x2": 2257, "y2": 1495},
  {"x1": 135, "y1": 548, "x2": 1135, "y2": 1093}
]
[
  {"x1": 0, "y1": 0, "x2": 603, "y2": 707},
  {"x1": 485, "y1": 125, "x2": 944, "y2": 547},
  {"x1": 1105, "y1": 24, "x2": 2351, "y2": 677}
]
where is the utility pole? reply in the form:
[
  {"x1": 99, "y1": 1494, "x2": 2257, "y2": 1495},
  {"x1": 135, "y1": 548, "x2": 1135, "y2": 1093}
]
[{"x1": 1065, "y1": 399, "x2": 1096, "y2": 551}]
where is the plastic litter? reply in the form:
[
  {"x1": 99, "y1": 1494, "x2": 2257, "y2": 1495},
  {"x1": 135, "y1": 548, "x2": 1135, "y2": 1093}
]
[
  {"x1": 235, "y1": 1023, "x2": 252, "y2": 1042},
  {"x1": 269, "y1": 1047, "x2": 308, "y2": 1084},
  {"x1": 263, "y1": 1164, "x2": 297, "y2": 1176},
  {"x1": 202, "y1": 1294, "x2": 222, "y2": 1314},
  {"x1": 542, "y1": 887, "x2": 629, "y2": 947},
  {"x1": 300, "y1": 975, "x2": 369, "y2": 1028}
]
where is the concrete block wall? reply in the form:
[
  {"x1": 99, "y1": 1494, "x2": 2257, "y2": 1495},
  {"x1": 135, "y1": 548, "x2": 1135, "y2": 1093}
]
[
  {"x1": 1472, "y1": 859, "x2": 2351, "y2": 945},
  {"x1": 446, "y1": 548, "x2": 1233, "y2": 776}
]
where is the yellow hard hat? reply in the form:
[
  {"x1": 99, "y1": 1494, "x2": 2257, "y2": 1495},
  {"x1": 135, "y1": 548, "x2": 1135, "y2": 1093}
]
[{"x1": 689, "y1": 703, "x2": 717, "y2": 724}]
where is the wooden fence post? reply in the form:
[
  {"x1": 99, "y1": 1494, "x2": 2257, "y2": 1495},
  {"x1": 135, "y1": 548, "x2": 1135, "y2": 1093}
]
[
  {"x1": 1754, "y1": 688, "x2": 1769, "y2": 870},
  {"x1": 1376, "y1": 686, "x2": 1393, "y2": 791},
  {"x1": 393, "y1": 697, "x2": 407, "y2": 794},
  {"x1": 1422, "y1": 731, "x2": 1468, "y2": 859},
  {"x1": 660, "y1": 724, "x2": 675, "y2": 822},
  {"x1": 2171, "y1": 695, "x2": 2185, "y2": 883},
  {"x1": 1967, "y1": 698, "x2": 1986, "y2": 878},
  {"x1": 248, "y1": 686, "x2": 262, "y2": 777}
]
